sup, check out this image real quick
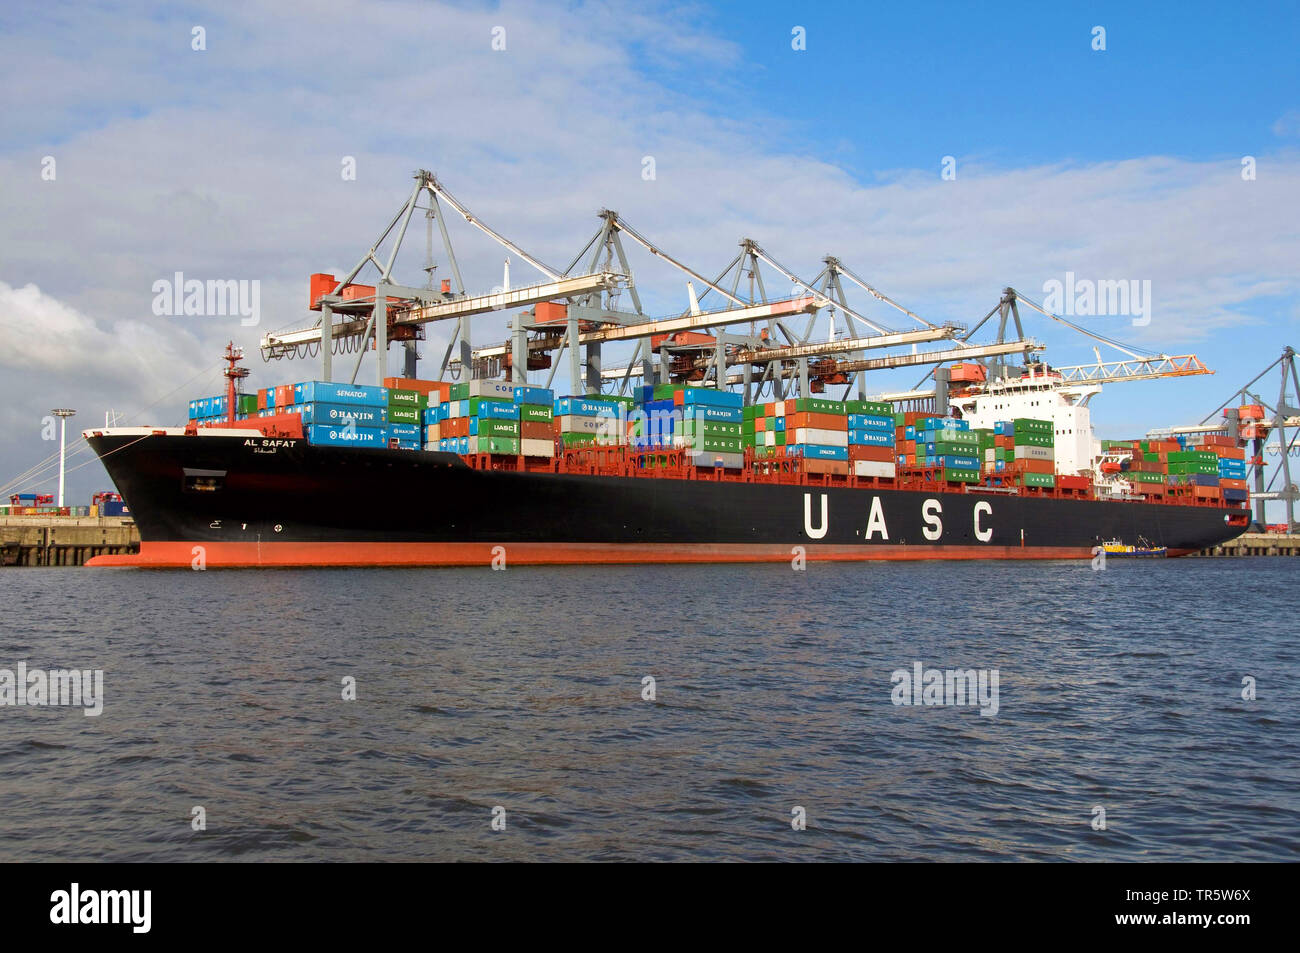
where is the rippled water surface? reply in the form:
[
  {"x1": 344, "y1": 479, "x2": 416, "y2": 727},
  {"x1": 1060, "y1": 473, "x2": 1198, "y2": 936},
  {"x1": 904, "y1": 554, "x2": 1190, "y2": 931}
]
[{"x1": 1, "y1": 559, "x2": 1296, "y2": 861}]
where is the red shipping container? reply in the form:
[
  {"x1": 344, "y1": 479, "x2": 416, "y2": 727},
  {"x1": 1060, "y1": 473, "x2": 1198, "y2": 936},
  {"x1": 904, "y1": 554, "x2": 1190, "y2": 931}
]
[
  {"x1": 849, "y1": 445, "x2": 895, "y2": 462},
  {"x1": 520, "y1": 420, "x2": 552, "y2": 440},
  {"x1": 1010, "y1": 459, "x2": 1054, "y2": 474},
  {"x1": 1057, "y1": 475, "x2": 1091, "y2": 490}
]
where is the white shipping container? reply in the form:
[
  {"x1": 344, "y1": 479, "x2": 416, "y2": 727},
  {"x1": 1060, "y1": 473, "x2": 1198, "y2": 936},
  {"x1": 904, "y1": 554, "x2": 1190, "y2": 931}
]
[
  {"x1": 520, "y1": 438, "x2": 555, "y2": 457},
  {"x1": 468, "y1": 379, "x2": 516, "y2": 399},
  {"x1": 557, "y1": 414, "x2": 617, "y2": 435},
  {"x1": 854, "y1": 460, "x2": 897, "y2": 478},
  {"x1": 1015, "y1": 445, "x2": 1054, "y2": 461},
  {"x1": 764, "y1": 430, "x2": 776, "y2": 447},
  {"x1": 795, "y1": 427, "x2": 848, "y2": 447}
]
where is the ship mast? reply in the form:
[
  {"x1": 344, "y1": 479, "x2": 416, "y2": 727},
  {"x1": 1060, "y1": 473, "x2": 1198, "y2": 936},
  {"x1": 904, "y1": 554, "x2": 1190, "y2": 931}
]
[{"x1": 222, "y1": 342, "x2": 249, "y2": 425}]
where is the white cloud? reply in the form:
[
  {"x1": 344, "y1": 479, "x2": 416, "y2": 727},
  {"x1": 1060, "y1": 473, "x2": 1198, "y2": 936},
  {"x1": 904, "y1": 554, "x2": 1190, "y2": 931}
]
[{"x1": 1273, "y1": 110, "x2": 1300, "y2": 138}]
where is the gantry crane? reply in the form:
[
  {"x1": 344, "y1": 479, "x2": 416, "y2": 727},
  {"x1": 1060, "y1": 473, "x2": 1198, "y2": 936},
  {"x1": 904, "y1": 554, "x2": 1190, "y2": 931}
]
[
  {"x1": 258, "y1": 172, "x2": 1208, "y2": 425},
  {"x1": 1148, "y1": 346, "x2": 1299, "y2": 531}
]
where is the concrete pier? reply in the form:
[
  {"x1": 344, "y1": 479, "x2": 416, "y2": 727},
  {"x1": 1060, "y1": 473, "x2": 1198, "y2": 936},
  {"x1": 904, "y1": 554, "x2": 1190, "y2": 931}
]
[
  {"x1": 0, "y1": 516, "x2": 140, "y2": 566},
  {"x1": 1194, "y1": 533, "x2": 1300, "y2": 557}
]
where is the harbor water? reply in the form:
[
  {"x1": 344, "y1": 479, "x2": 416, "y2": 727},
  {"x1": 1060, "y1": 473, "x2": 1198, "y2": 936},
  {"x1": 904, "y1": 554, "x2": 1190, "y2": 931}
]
[{"x1": 0, "y1": 559, "x2": 1296, "y2": 861}]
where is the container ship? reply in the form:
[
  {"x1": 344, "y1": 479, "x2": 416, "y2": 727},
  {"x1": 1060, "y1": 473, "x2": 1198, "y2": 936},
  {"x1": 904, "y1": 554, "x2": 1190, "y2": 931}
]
[
  {"x1": 83, "y1": 363, "x2": 1249, "y2": 568},
  {"x1": 80, "y1": 173, "x2": 1250, "y2": 567}
]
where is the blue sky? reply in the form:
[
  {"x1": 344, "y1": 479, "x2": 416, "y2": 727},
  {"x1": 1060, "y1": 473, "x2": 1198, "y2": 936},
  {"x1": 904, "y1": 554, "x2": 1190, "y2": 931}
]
[
  {"x1": 0, "y1": 0, "x2": 1297, "y2": 507},
  {"x1": 699, "y1": 1, "x2": 1300, "y2": 167}
]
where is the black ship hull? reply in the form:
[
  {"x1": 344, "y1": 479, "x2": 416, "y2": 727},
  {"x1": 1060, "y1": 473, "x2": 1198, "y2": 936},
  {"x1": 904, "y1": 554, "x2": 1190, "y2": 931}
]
[{"x1": 85, "y1": 431, "x2": 1248, "y2": 567}]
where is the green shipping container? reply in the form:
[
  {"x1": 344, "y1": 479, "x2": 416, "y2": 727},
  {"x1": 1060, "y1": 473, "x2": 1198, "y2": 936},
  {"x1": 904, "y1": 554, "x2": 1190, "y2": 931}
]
[
  {"x1": 790, "y1": 398, "x2": 846, "y2": 415},
  {"x1": 237, "y1": 393, "x2": 258, "y2": 414},
  {"x1": 1012, "y1": 418, "x2": 1053, "y2": 434},
  {"x1": 697, "y1": 436, "x2": 744, "y2": 453},
  {"x1": 476, "y1": 418, "x2": 519, "y2": 438},
  {"x1": 388, "y1": 389, "x2": 426, "y2": 408},
  {"x1": 942, "y1": 468, "x2": 980, "y2": 483},
  {"x1": 681, "y1": 421, "x2": 742, "y2": 437},
  {"x1": 1021, "y1": 472, "x2": 1056, "y2": 487},
  {"x1": 471, "y1": 435, "x2": 519, "y2": 455},
  {"x1": 387, "y1": 407, "x2": 420, "y2": 424},
  {"x1": 1013, "y1": 432, "x2": 1054, "y2": 448},
  {"x1": 450, "y1": 383, "x2": 470, "y2": 401},
  {"x1": 519, "y1": 403, "x2": 553, "y2": 422},
  {"x1": 845, "y1": 399, "x2": 893, "y2": 416}
]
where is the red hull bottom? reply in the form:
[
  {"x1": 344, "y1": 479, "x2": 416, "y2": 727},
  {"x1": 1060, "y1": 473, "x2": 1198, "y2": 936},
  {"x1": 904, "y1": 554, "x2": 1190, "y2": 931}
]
[{"x1": 85, "y1": 540, "x2": 1187, "y2": 568}]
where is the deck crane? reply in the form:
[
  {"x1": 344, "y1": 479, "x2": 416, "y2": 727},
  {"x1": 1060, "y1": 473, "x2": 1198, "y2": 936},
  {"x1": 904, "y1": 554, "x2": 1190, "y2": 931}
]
[{"x1": 1147, "y1": 346, "x2": 1299, "y2": 531}]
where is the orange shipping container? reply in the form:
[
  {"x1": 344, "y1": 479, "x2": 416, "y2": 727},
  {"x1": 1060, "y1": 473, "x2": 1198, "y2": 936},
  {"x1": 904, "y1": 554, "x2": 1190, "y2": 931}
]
[
  {"x1": 443, "y1": 417, "x2": 469, "y2": 438},
  {"x1": 803, "y1": 459, "x2": 849, "y2": 476},
  {"x1": 1193, "y1": 485, "x2": 1222, "y2": 500},
  {"x1": 1220, "y1": 478, "x2": 1248, "y2": 491},
  {"x1": 786, "y1": 411, "x2": 847, "y2": 431},
  {"x1": 383, "y1": 377, "x2": 449, "y2": 399},
  {"x1": 520, "y1": 420, "x2": 552, "y2": 440}
]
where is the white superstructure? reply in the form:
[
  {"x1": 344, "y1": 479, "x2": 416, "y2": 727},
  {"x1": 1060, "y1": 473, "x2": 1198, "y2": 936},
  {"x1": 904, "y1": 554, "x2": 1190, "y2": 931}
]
[{"x1": 949, "y1": 369, "x2": 1102, "y2": 476}]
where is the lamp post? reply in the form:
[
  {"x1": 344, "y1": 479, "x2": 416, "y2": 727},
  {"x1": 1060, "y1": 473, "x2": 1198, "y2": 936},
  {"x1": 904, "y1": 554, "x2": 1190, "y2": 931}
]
[{"x1": 51, "y1": 409, "x2": 76, "y2": 507}]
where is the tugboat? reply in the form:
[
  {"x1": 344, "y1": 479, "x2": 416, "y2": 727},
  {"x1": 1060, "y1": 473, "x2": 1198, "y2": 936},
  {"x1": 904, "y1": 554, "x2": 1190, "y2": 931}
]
[{"x1": 1101, "y1": 535, "x2": 1168, "y2": 558}]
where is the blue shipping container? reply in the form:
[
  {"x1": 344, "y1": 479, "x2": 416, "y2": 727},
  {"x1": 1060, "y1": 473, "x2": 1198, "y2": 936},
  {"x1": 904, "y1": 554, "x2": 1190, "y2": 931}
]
[
  {"x1": 935, "y1": 454, "x2": 980, "y2": 469},
  {"x1": 307, "y1": 424, "x2": 390, "y2": 448},
  {"x1": 680, "y1": 387, "x2": 743, "y2": 409},
  {"x1": 848, "y1": 414, "x2": 893, "y2": 431},
  {"x1": 554, "y1": 397, "x2": 621, "y2": 418},
  {"x1": 297, "y1": 403, "x2": 388, "y2": 426},
  {"x1": 475, "y1": 401, "x2": 520, "y2": 421},
  {"x1": 513, "y1": 385, "x2": 554, "y2": 406},
  {"x1": 295, "y1": 381, "x2": 389, "y2": 407},
  {"x1": 684, "y1": 406, "x2": 743, "y2": 423},
  {"x1": 849, "y1": 430, "x2": 893, "y2": 446}
]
